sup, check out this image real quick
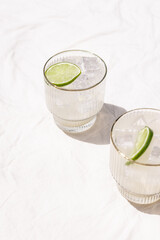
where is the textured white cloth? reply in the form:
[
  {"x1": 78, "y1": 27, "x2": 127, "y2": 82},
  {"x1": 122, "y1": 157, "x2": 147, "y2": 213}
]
[{"x1": 1, "y1": 0, "x2": 160, "y2": 239}]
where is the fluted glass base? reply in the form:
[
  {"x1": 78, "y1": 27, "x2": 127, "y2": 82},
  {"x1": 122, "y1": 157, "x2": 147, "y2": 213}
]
[
  {"x1": 54, "y1": 115, "x2": 97, "y2": 133},
  {"x1": 118, "y1": 184, "x2": 160, "y2": 204}
]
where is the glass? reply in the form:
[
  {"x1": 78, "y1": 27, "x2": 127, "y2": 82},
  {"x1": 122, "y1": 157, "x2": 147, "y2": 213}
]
[
  {"x1": 110, "y1": 108, "x2": 160, "y2": 204},
  {"x1": 43, "y1": 50, "x2": 107, "y2": 133}
]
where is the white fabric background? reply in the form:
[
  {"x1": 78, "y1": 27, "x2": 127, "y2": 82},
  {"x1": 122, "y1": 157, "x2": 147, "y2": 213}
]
[{"x1": 1, "y1": 0, "x2": 160, "y2": 239}]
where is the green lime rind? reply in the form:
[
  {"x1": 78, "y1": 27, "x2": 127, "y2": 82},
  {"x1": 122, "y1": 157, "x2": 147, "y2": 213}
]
[
  {"x1": 130, "y1": 126, "x2": 153, "y2": 161},
  {"x1": 45, "y1": 62, "x2": 81, "y2": 87},
  {"x1": 125, "y1": 160, "x2": 134, "y2": 166}
]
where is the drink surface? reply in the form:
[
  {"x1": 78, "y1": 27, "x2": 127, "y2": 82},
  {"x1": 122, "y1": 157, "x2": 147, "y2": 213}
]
[
  {"x1": 113, "y1": 111, "x2": 160, "y2": 164},
  {"x1": 46, "y1": 55, "x2": 105, "y2": 89}
]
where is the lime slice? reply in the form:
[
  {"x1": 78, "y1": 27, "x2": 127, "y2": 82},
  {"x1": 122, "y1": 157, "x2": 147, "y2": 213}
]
[
  {"x1": 45, "y1": 62, "x2": 81, "y2": 87},
  {"x1": 130, "y1": 126, "x2": 153, "y2": 161}
]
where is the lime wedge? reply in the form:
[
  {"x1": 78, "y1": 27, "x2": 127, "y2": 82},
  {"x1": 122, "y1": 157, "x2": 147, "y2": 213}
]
[
  {"x1": 130, "y1": 126, "x2": 153, "y2": 161},
  {"x1": 45, "y1": 62, "x2": 81, "y2": 87}
]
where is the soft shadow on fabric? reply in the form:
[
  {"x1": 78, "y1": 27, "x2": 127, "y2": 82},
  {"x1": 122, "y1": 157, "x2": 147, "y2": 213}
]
[
  {"x1": 66, "y1": 103, "x2": 127, "y2": 145},
  {"x1": 129, "y1": 200, "x2": 160, "y2": 215}
]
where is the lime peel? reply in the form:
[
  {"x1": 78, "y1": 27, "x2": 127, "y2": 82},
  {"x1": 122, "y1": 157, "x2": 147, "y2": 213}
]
[{"x1": 126, "y1": 126, "x2": 153, "y2": 165}]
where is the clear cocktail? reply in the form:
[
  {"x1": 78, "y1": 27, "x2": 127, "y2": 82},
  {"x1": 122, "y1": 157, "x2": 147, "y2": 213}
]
[
  {"x1": 110, "y1": 108, "x2": 160, "y2": 204},
  {"x1": 43, "y1": 50, "x2": 107, "y2": 133}
]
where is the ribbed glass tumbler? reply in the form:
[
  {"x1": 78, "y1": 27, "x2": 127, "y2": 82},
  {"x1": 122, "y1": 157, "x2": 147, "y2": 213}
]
[
  {"x1": 110, "y1": 108, "x2": 160, "y2": 204},
  {"x1": 43, "y1": 50, "x2": 107, "y2": 133}
]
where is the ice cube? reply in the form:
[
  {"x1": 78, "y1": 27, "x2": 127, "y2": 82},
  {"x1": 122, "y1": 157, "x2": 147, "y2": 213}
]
[
  {"x1": 63, "y1": 73, "x2": 89, "y2": 90},
  {"x1": 114, "y1": 129, "x2": 137, "y2": 157},
  {"x1": 83, "y1": 68, "x2": 104, "y2": 87},
  {"x1": 132, "y1": 116, "x2": 148, "y2": 130},
  {"x1": 152, "y1": 146, "x2": 160, "y2": 157},
  {"x1": 63, "y1": 56, "x2": 83, "y2": 67},
  {"x1": 147, "y1": 118, "x2": 160, "y2": 134},
  {"x1": 147, "y1": 136, "x2": 160, "y2": 164},
  {"x1": 83, "y1": 56, "x2": 100, "y2": 70}
]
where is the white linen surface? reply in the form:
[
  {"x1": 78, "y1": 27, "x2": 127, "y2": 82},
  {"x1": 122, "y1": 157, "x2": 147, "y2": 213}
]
[{"x1": 1, "y1": 0, "x2": 160, "y2": 239}]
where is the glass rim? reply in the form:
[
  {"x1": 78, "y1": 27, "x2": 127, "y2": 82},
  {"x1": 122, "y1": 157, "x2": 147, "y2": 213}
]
[
  {"x1": 110, "y1": 108, "x2": 160, "y2": 167},
  {"x1": 43, "y1": 49, "x2": 107, "y2": 91}
]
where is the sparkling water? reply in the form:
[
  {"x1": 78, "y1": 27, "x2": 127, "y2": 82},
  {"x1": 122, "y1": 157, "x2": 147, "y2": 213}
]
[
  {"x1": 110, "y1": 109, "x2": 160, "y2": 203},
  {"x1": 44, "y1": 51, "x2": 106, "y2": 132}
]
